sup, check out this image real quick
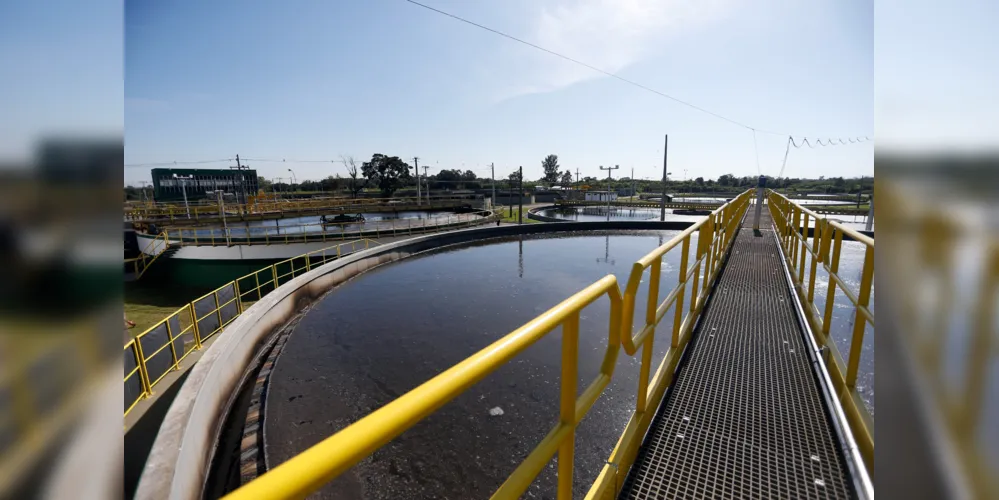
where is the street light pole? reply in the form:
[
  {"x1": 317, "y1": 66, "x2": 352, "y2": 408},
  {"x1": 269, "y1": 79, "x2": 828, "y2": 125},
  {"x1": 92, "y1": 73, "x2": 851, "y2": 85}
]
[
  {"x1": 287, "y1": 168, "x2": 297, "y2": 195},
  {"x1": 599, "y1": 164, "x2": 619, "y2": 221}
]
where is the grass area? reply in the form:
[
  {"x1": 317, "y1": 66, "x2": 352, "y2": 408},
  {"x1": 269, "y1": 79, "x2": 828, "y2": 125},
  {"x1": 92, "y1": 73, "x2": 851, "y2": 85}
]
[
  {"x1": 496, "y1": 206, "x2": 542, "y2": 224},
  {"x1": 125, "y1": 302, "x2": 184, "y2": 334},
  {"x1": 124, "y1": 279, "x2": 217, "y2": 335}
]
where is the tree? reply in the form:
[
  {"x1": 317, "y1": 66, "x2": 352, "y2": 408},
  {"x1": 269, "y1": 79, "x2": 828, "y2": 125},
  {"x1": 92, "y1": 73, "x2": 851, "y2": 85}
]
[
  {"x1": 361, "y1": 154, "x2": 412, "y2": 197},
  {"x1": 320, "y1": 175, "x2": 342, "y2": 193},
  {"x1": 695, "y1": 177, "x2": 705, "y2": 186},
  {"x1": 257, "y1": 176, "x2": 273, "y2": 193},
  {"x1": 341, "y1": 155, "x2": 366, "y2": 198},
  {"x1": 560, "y1": 170, "x2": 573, "y2": 185},
  {"x1": 541, "y1": 154, "x2": 560, "y2": 184},
  {"x1": 508, "y1": 170, "x2": 522, "y2": 183}
]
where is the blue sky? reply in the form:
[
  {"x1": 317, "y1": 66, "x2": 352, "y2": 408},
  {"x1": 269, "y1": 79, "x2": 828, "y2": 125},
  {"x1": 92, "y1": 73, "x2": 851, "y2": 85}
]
[{"x1": 123, "y1": 0, "x2": 875, "y2": 185}]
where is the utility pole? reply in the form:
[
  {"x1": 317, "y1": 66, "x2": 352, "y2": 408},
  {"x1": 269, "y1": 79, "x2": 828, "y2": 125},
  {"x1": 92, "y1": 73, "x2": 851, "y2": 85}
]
[
  {"x1": 659, "y1": 134, "x2": 669, "y2": 221},
  {"x1": 631, "y1": 166, "x2": 636, "y2": 200},
  {"x1": 230, "y1": 154, "x2": 251, "y2": 213},
  {"x1": 518, "y1": 166, "x2": 524, "y2": 224},
  {"x1": 490, "y1": 162, "x2": 496, "y2": 210},
  {"x1": 287, "y1": 168, "x2": 297, "y2": 195},
  {"x1": 575, "y1": 168, "x2": 580, "y2": 186},
  {"x1": 413, "y1": 157, "x2": 421, "y2": 205},
  {"x1": 421, "y1": 165, "x2": 430, "y2": 205},
  {"x1": 599, "y1": 164, "x2": 619, "y2": 221}
]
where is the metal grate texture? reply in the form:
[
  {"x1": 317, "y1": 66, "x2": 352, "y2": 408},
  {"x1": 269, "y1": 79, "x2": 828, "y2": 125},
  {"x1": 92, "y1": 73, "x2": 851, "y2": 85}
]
[{"x1": 619, "y1": 209, "x2": 853, "y2": 499}]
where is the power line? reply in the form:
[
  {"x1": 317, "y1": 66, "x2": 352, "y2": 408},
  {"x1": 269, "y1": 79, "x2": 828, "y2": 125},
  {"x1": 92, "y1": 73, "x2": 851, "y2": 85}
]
[
  {"x1": 776, "y1": 135, "x2": 872, "y2": 184},
  {"x1": 403, "y1": 0, "x2": 781, "y2": 135},
  {"x1": 790, "y1": 136, "x2": 871, "y2": 149},
  {"x1": 125, "y1": 158, "x2": 233, "y2": 168}
]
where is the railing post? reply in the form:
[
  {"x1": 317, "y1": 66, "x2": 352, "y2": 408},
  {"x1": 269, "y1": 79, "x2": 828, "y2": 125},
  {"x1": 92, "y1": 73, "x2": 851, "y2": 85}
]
[
  {"x1": 673, "y1": 237, "x2": 691, "y2": 347},
  {"x1": 235, "y1": 280, "x2": 244, "y2": 314},
  {"x1": 821, "y1": 231, "x2": 843, "y2": 337},
  {"x1": 807, "y1": 219, "x2": 824, "y2": 303},
  {"x1": 190, "y1": 304, "x2": 202, "y2": 349},
  {"x1": 558, "y1": 312, "x2": 579, "y2": 500},
  {"x1": 845, "y1": 244, "x2": 874, "y2": 387},
  {"x1": 166, "y1": 317, "x2": 180, "y2": 370},
  {"x1": 272, "y1": 264, "x2": 280, "y2": 289},
  {"x1": 753, "y1": 177, "x2": 766, "y2": 230},
  {"x1": 865, "y1": 195, "x2": 874, "y2": 231},
  {"x1": 214, "y1": 291, "x2": 223, "y2": 335},
  {"x1": 799, "y1": 213, "x2": 809, "y2": 279},
  {"x1": 134, "y1": 339, "x2": 153, "y2": 396}
]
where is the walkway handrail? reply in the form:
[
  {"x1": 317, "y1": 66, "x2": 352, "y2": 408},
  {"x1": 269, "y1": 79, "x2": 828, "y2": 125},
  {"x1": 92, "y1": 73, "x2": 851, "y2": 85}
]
[
  {"x1": 225, "y1": 275, "x2": 623, "y2": 500},
  {"x1": 124, "y1": 239, "x2": 382, "y2": 418},
  {"x1": 125, "y1": 231, "x2": 172, "y2": 278},
  {"x1": 148, "y1": 210, "x2": 497, "y2": 247},
  {"x1": 225, "y1": 190, "x2": 755, "y2": 500},
  {"x1": 125, "y1": 194, "x2": 477, "y2": 222},
  {"x1": 766, "y1": 190, "x2": 874, "y2": 469}
]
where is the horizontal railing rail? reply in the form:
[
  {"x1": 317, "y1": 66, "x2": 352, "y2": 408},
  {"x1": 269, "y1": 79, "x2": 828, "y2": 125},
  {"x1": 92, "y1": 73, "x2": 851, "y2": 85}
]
[
  {"x1": 225, "y1": 190, "x2": 755, "y2": 500},
  {"x1": 150, "y1": 210, "x2": 498, "y2": 247},
  {"x1": 766, "y1": 190, "x2": 875, "y2": 469},
  {"x1": 125, "y1": 231, "x2": 172, "y2": 278},
  {"x1": 875, "y1": 183, "x2": 997, "y2": 497},
  {"x1": 125, "y1": 194, "x2": 479, "y2": 222},
  {"x1": 124, "y1": 239, "x2": 381, "y2": 418}
]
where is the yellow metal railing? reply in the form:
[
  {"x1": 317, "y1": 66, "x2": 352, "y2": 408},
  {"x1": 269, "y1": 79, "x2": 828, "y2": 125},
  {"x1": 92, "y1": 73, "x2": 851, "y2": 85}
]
[
  {"x1": 587, "y1": 189, "x2": 749, "y2": 499},
  {"x1": 876, "y1": 183, "x2": 998, "y2": 497},
  {"x1": 766, "y1": 190, "x2": 874, "y2": 469},
  {"x1": 156, "y1": 210, "x2": 499, "y2": 247},
  {"x1": 224, "y1": 190, "x2": 753, "y2": 500},
  {"x1": 124, "y1": 239, "x2": 382, "y2": 418},
  {"x1": 125, "y1": 231, "x2": 173, "y2": 278},
  {"x1": 1, "y1": 325, "x2": 105, "y2": 495},
  {"x1": 125, "y1": 194, "x2": 477, "y2": 222}
]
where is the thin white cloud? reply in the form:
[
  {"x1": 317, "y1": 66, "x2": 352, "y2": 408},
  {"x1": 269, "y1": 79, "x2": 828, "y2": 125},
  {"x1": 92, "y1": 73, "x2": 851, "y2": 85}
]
[
  {"x1": 125, "y1": 97, "x2": 170, "y2": 112},
  {"x1": 493, "y1": 0, "x2": 732, "y2": 100}
]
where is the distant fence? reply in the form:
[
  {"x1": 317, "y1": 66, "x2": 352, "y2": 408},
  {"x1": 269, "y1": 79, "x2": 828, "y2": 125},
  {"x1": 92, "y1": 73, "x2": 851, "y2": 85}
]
[
  {"x1": 124, "y1": 239, "x2": 380, "y2": 417},
  {"x1": 139, "y1": 210, "x2": 500, "y2": 249}
]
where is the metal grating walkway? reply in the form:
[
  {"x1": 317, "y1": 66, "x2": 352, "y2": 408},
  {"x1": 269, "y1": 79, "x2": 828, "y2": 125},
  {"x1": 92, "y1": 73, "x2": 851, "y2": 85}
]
[{"x1": 619, "y1": 210, "x2": 854, "y2": 499}]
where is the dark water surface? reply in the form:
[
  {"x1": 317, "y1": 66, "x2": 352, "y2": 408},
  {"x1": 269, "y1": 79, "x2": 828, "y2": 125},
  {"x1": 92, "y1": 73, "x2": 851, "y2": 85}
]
[
  {"x1": 265, "y1": 230, "x2": 872, "y2": 499},
  {"x1": 536, "y1": 206, "x2": 703, "y2": 223},
  {"x1": 172, "y1": 210, "x2": 475, "y2": 238}
]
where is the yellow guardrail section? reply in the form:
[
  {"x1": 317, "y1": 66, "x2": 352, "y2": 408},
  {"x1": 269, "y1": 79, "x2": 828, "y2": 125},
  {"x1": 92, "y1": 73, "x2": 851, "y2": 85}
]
[
  {"x1": 125, "y1": 231, "x2": 173, "y2": 278},
  {"x1": 224, "y1": 190, "x2": 754, "y2": 500},
  {"x1": 876, "y1": 183, "x2": 997, "y2": 497},
  {"x1": 1, "y1": 325, "x2": 105, "y2": 495},
  {"x1": 766, "y1": 190, "x2": 874, "y2": 470},
  {"x1": 125, "y1": 194, "x2": 476, "y2": 222},
  {"x1": 124, "y1": 239, "x2": 381, "y2": 418},
  {"x1": 156, "y1": 210, "x2": 499, "y2": 247}
]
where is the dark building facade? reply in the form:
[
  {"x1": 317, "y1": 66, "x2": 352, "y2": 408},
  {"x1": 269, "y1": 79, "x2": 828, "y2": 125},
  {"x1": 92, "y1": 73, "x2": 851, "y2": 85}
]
[{"x1": 151, "y1": 168, "x2": 258, "y2": 203}]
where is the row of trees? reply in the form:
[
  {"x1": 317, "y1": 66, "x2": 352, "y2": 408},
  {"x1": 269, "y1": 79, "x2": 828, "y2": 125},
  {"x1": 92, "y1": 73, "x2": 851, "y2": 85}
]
[{"x1": 123, "y1": 152, "x2": 871, "y2": 200}]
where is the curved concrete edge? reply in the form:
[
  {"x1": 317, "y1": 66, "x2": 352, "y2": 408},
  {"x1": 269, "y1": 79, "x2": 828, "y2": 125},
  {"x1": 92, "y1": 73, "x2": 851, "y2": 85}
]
[
  {"x1": 136, "y1": 212, "x2": 499, "y2": 256},
  {"x1": 134, "y1": 221, "x2": 698, "y2": 500},
  {"x1": 526, "y1": 205, "x2": 569, "y2": 223}
]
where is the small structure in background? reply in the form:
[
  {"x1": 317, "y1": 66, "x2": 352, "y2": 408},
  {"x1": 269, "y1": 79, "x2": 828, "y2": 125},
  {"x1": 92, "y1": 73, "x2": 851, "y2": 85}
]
[{"x1": 584, "y1": 190, "x2": 617, "y2": 202}]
